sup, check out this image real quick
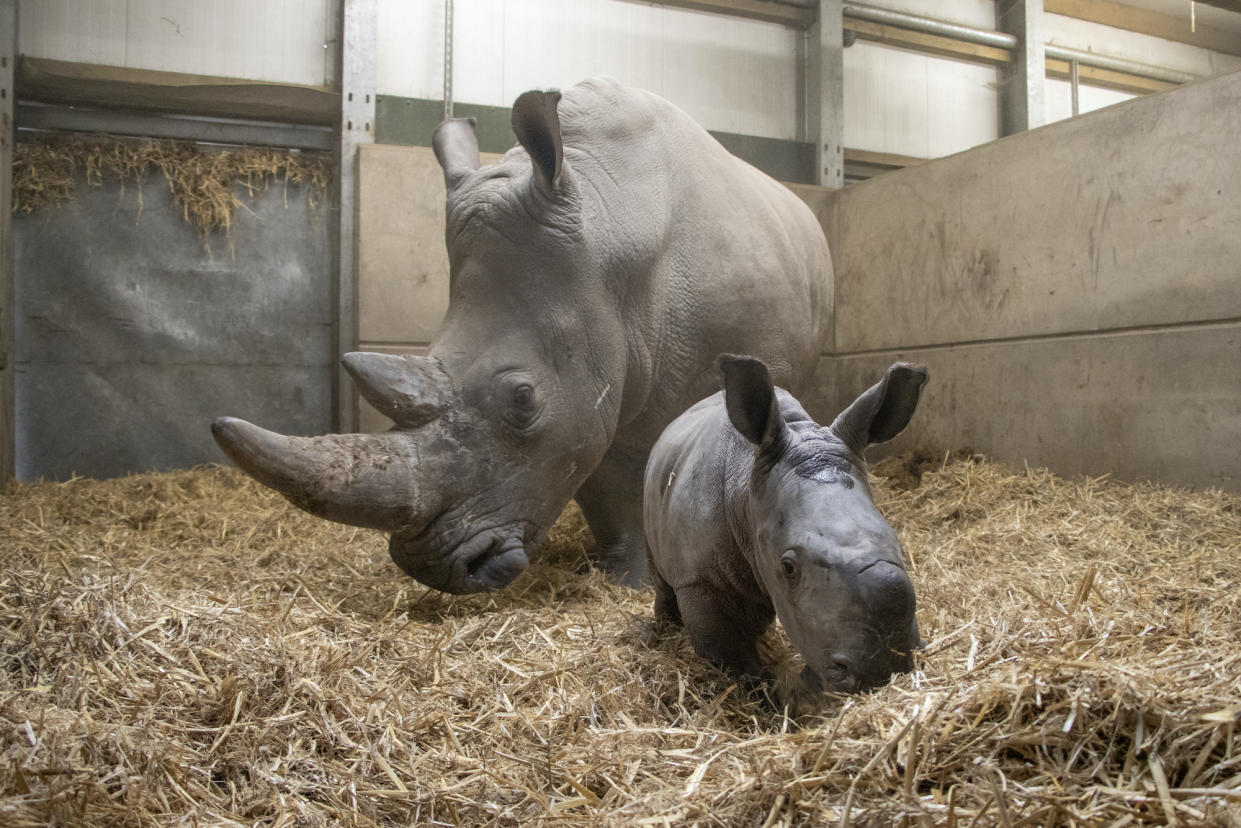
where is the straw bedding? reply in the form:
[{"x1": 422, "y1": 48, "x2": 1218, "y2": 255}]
[
  {"x1": 1, "y1": 453, "x2": 1238, "y2": 826},
  {"x1": 12, "y1": 135, "x2": 330, "y2": 247}
]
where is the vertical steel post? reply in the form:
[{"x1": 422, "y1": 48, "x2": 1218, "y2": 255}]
[
  {"x1": 0, "y1": 0, "x2": 14, "y2": 481},
  {"x1": 443, "y1": 0, "x2": 454, "y2": 120},
  {"x1": 807, "y1": 0, "x2": 845, "y2": 189},
  {"x1": 1070, "y1": 58, "x2": 1080, "y2": 116},
  {"x1": 996, "y1": 0, "x2": 1046, "y2": 135},
  {"x1": 335, "y1": 0, "x2": 376, "y2": 433}
]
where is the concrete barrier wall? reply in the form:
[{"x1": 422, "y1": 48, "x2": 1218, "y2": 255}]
[
  {"x1": 810, "y1": 67, "x2": 1241, "y2": 491},
  {"x1": 354, "y1": 145, "x2": 503, "y2": 434},
  {"x1": 354, "y1": 68, "x2": 1241, "y2": 490}
]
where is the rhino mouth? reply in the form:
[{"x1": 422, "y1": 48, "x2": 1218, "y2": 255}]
[{"x1": 389, "y1": 524, "x2": 531, "y2": 595}]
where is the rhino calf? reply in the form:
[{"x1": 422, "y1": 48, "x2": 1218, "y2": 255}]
[{"x1": 643, "y1": 356, "x2": 927, "y2": 694}]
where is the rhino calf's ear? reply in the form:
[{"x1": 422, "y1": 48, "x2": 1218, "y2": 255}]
[
  {"x1": 831, "y1": 363, "x2": 928, "y2": 454},
  {"x1": 512, "y1": 89, "x2": 564, "y2": 192},
  {"x1": 720, "y1": 354, "x2": 786, "y2": 449},
  {"x1": 432, "y1": 117, "x2": 481, "y2": 191}
]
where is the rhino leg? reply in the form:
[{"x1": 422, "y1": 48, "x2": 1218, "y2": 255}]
[
  {"x1": 574, "y1": 450, "x2": 650, "y2": 587},
  {"x1": 649, "y1": 554, "x2": 682, "y2": 626},
  {"x1": 676, "y1": 584, "x2": 773, "y2": 680}
]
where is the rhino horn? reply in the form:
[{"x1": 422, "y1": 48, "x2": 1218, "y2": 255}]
[
  {"x1": 342, "y1": 352, "x2": 450, "y2": 429},
  {"x1": 211, "y1": 417, "x2": 421, "y2": 532},
  {"x1": 432, "y1": 117, "x2": 480, "y2": 190}
]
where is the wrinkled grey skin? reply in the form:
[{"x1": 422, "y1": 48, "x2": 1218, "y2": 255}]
[
  {"x1": 212, "y1": 78, "x2": 830, "y2": 595},
  {"x1": 643, "y1": 356, "x2": 927, "y2": 694}
]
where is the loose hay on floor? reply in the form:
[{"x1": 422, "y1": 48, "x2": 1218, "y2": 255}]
[{"x1": 1, "y1": 454, "x2": 1239, "y2": 826}]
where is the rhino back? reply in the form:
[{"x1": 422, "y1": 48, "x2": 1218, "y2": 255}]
[
  {"x1": 644, "y1": 388, "x2": 820, "y2": 593},
  {"x1": 558, "y1": 79, "x2": 832, "y2": 446},
  {"x1": 644, "y1": 392, "x2": 757, "y2": 594}
]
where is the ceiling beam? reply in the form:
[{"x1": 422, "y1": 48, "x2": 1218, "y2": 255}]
[
  {"x1": 1045, "y1": 0, "x2": 1241, "y2": 57},
  {"x1": 1194, "y1": 0, "x2": 1241, "y2": 13},
  {"x1": 619, "y1": 0, "x2": 816, "y2": 27}
]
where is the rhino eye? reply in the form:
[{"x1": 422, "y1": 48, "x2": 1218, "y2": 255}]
[
  {"x1": 502, "y1": 381, "x2": 541, "y2": 431},
  {"x1": 781, "y1": 550, "x2": 799, "y2": 579},
  {"x1": 512, "y1": 384, "x2": 535, "y2": 410}
]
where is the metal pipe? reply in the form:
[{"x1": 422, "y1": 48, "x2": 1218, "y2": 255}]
[
  {"x1": 1070, "y1": 59, "x2": 1080, "y2": 116},
  {"x1": 1044, "y1": 43, "x2": 1198, "y2": 86},
  {"x1": 842, "y1": 2, "x2": 1198, "y2": 87},
  {"x1": 441, "y1": 0, "x2": 451, "y2": 119},
  {"x1": 842, "y1": 2, "x2": 1017, "y2": 51}
]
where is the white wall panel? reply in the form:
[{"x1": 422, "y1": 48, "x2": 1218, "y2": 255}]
[
  {"x1": 19, "y1": 0, "x2": 337, "y2": 86},
  {"x1": 377, "y1": 0, "x2": 446, "y2": 101},
  {"x1": 1045, "y1": 78, "x2": 1134, "y2": 124},
  {"x1": 844, "y1": 41, "x2": 998, "y2": 159},
  {"x1": 378, "y1": 0, "x2": 800, "y2": 141},
  {"x1": 17, "y1": 0, "x2": 128, "y2": 67}
]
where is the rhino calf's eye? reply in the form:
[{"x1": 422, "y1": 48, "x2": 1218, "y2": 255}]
[
  {"x1": 781, "y1": 551, "x2": 799, "y2": 578},
  {"x1": 513, "y1": 384, "x2": 535, "y2": 409}
]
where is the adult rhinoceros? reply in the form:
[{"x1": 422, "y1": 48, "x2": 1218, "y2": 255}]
[{"x1": 212, "y1": 77, "x2": 831, "y2": 594}]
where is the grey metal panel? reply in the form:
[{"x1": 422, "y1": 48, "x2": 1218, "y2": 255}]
[
  {"x1": 14, "y1": 162, "x2": 332, "y2": 480},
  {"x1": 0, "y1": 0, "x2": 14, "y2": 481},
  {"x1": 17, "y1": 102, "x2": 335, "y2": 151}
]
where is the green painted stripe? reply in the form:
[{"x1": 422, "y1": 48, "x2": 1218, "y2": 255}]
[{"x1": 375, "y1": 94, "x2": 815, "y2": 184}]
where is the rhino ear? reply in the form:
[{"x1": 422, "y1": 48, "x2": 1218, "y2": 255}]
[
  {"x1": 432, "y1": 117, "x2": 481, "y2": 191},
  {"x1": 511, "y1": 89, "x2": 564, "y2": 192},
  {"x1": 720, "y1": 355, "x2": 786, "y2": 450},
  {"x1": 831, "y1": 363, "x2": 927, "y2": 455}
]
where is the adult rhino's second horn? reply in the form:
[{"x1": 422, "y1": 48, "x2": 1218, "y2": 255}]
[
  {"x1": 211, "y1": 417, "x2": 422, "y2": 533},
  {"x1": 342, "y1": 352, "x2": 450, "y2": 429}
]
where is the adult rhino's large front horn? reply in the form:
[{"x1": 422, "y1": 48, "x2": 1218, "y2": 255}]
[{"x1": 210, "y1": 353, "x2": 452, "y2": 534}]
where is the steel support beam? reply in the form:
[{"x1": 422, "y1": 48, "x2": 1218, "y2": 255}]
[
  {"x1": 997, "y1": 0, "x2": 1047, "y2": 135},
  {"x1": 16, "y1": 102, "x2": 334, "y2": 150},
  {"x1": 336, "y1": 0, "x2": 376, "y2": 434},
  {"x1": 0, "y1": 0, "x2": 14, "y2": 482},
  {"x1": 807, "y1": 0, "x2": 844, "y2": 189}
]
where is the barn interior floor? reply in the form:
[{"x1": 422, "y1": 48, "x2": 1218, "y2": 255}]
[{"x1": 1, "y1": 453, "x2": 1238, "y2": 825}]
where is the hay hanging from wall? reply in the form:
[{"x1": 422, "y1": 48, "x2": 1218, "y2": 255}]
[
  {"x1": 12, "y1": 134, "x2": 331, "y2": 245},
  {"x1": 1, "y1": 454, "x2": 1239, "y2": 825}
]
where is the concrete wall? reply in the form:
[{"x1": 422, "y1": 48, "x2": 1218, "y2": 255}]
[
  {"x1": 810, "y1": 66, "x2": 1241, "y2": 491},
  {"x1": 353, "y1": 67, "x2": 1241, "y2": 491},
  {"x1": 353, "y1": 145, "x2": 501, "y2": 434}
]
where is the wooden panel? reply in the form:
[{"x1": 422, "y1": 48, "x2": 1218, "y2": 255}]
[
  {"x1": 1046, "y1": 0, "x2": 1241, "y2": 57},
  {"x1": 17, "y1": 57, "x2": 338, "y2": 125},
  {"x1": 1045, "y1": 56, "x2": 1174, "y2": 94},
  {"x1": 844, "y1": 16, "x2": 1012, "y2": 65}
]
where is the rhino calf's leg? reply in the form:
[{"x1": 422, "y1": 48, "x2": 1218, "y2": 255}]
[
  {"x1": 650, "y1": 556, "x2": 682, "y2": 626},
  {"x1": 675, "y1": 584, "x2": 773, "y2": 680},
  {"x1": 574, "y1": 453, "x2": 650, "y2": 587}
]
